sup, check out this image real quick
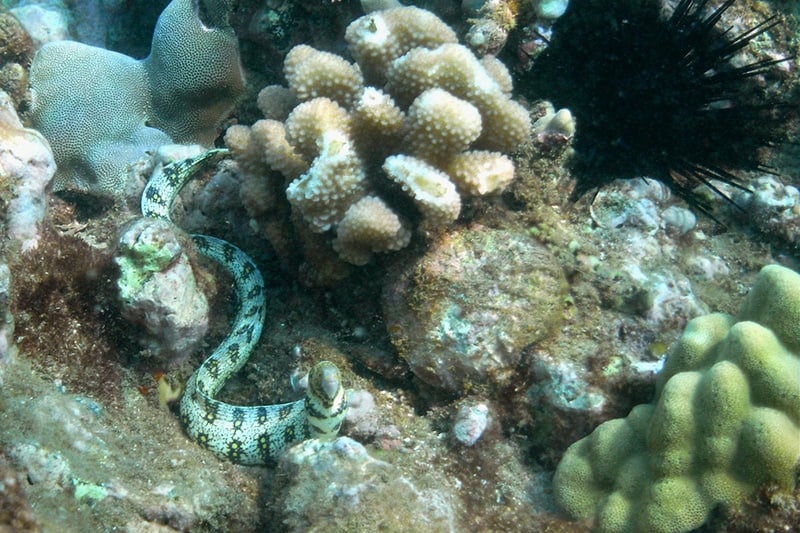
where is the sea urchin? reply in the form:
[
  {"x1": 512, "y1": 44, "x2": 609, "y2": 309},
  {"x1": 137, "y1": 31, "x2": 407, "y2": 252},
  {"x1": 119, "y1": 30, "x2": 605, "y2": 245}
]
[{"x1": 523, "y1": 0, "x2": 798, "y2": 211}]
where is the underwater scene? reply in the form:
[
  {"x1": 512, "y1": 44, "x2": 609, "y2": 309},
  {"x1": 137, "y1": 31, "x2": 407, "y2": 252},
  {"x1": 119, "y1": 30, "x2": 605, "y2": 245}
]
[{"x1": 1, "y1": 0, "x2": 799, "y2": 531}]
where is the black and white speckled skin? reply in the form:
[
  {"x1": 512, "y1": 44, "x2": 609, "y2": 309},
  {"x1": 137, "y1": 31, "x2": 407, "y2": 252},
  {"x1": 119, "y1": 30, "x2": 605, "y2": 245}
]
[{"x1": 142, "y1": 148, "x2": 348, "y2": 464}]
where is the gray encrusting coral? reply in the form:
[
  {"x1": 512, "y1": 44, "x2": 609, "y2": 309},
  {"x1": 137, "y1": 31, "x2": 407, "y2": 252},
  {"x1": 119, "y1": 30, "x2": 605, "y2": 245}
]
[
  {"x1": 1, "y1": 0, "x2": 799, "y2": 531},
  {"x1": 28, "y1": 0, "x2": 243, "y2": 194}
]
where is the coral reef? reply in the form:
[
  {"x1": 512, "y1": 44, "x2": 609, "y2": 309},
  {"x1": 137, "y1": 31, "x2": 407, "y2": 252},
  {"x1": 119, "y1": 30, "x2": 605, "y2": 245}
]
[
  {"x1": 509, "y1": 164, "x2": 772, "y2": 462},
  {"x1": 226, "y1": 5, "x2": 530, "y2": 274},
  {"x1": 553, "y1": 264, "x2": 800, "y2": 533},
  {"x1": 28, "y1": 0, "x2": 244, "y2": 195},
  {"x1": 382, "y1": 226, "x2": 566, "y2": 393},
  {"x1": 4, "y1": 0, "x2": 799, "y2": 531},
  {"x1": 0, "y1": 78, "x2": 46, "y2": 394}
]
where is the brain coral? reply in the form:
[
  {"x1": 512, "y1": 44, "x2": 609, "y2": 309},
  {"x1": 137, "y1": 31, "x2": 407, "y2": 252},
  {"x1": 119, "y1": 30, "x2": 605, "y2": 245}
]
[
  {"x1": 225, "y1": 6, "x2": 530, "y2": 272},
  {"x1": 553, "y1": 264, "x2": 800, "y2": 533},
  {"x1": 29, "y1": 0, "x2": 243, "y2": 195}
]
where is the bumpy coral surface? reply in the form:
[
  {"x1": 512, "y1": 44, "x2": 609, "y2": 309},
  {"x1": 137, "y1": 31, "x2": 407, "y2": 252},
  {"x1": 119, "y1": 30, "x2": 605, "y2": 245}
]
[
  {"x1": 553, "y1": 264, "x2": 800, "y2": 533},
  {"x1": 226, "y1": 6, "x2": 530, "y2": 268},
  {"x1": 29, "y1": 0, "x2": 243, "y2": 195}
]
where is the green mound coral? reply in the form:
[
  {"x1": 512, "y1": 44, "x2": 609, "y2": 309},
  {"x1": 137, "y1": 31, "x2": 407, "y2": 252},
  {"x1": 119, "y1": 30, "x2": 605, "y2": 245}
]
[
  {"x1": 29, "y1": 0, "x2": 243, "y2": 195},
  {"x1": 553, "y1": 264, "x2": 800, "y2": 533}
]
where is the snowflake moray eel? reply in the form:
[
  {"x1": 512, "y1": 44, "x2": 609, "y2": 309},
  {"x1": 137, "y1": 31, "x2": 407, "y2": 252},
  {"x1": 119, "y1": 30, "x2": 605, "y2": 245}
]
[{"x1": 141, "y1": 148, "x2": 348, "y2": 464}]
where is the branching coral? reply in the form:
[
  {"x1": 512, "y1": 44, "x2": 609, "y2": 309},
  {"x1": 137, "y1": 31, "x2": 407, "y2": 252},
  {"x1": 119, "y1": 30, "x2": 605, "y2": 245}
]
[{"x1": 226, "y1": 6, "x2": 530, "y2": 271}]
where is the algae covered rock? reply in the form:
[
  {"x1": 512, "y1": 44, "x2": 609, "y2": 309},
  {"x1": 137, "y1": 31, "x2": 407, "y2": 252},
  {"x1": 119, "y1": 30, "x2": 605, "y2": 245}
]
[
  {"x1": 0, "y1": 454, "x2": 39, "y2": 532},
  {"x1": 0, "y1": 89, "x2": 54, "y2": 253},
  {"x1": 553, "y1": 264, "x2": 800, "y2": 533},
  {"x1": 273, "y1": 437, "x2": 459, "y2": 531},
  {"x1": 382, "y1": 227, "x2": 566, "y2": 393},
  {"x1": 115, "y1": 217, "x2": 209, "y2": 360}
]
